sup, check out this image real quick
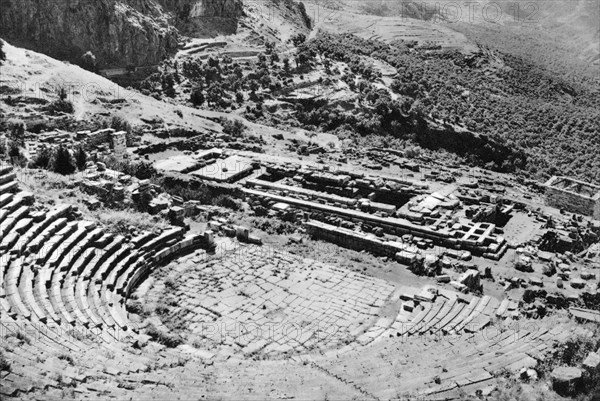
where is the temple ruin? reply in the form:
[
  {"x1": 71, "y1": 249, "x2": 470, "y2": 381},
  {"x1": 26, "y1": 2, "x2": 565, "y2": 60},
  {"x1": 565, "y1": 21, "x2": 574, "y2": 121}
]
[{"x1": 544, "y1": 176, "x2": 600, "y2": 219}]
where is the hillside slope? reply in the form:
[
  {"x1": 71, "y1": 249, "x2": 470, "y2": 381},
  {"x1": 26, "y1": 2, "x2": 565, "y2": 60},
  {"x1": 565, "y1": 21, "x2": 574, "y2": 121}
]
[{"x1": 0, "y1": 40, "x2": 221, "y2": 132}]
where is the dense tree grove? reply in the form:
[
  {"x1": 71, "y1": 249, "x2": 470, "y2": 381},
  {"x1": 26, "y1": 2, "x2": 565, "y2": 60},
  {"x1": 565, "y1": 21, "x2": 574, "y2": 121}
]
[
  {"x1": 298, "y1": 32, "x2": 600, "y2": 182},
  {"x1": 141, "y1": 50, "x2": 289, "y2": 112}
]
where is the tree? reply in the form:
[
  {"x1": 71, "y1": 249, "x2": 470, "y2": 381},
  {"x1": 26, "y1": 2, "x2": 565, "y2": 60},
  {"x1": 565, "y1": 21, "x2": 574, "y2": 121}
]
[
  {"x1": 190, "y1": 87, "x2": 205, "y2": 106},
  {"x1": 207, "y1": 83, "x2": 223, "y2": 106},
  {"x1": 132, "y1": 161, "x2": 156, "y2": 180},
  {"x1": 207, "y1": 57, "x2": 220, "y2": 69},
  {"x1": 271, "y1": 51, "x2": 280, "y2": 65},
  {"x1": 221, "y1": 118, "x2": 246, "y2": 137},
  {"x1": 52, "y1": 145, "x2": 76, "y2": 175},
  {"x1": 75, "y1": 146, "x2": 88, "y2": 171},
  {"x1": 295, "y1": 46, "x2": 315, "y2": 70},
  {"x1": 235, "y1": 91, "x2": 244, "y2": 103},
  {"x1": 323, "y1": 58, "x2": 332, "y2": 73},
  {"x1": 80, "y1": 51, "x2": 97, "y2": 72},
  {"x1": 265, "y1": 41, "x2": 275, "y2": 54},
  {"x1": 298, "y1": 2, "x2": 311, "y2": 28},
  {"x1": 109, "y1": 115, "x2": 138, "y2": 147},
  {"x1": 162, "y1": 73, "x2": 176, "y2": 98},
  {"x1": 291, "y1": 33, "x2": 306, "y2": 47},
  {"x1": 34, "y1": 145, "x2": 53, "y2": 169},
  {"x1": 110, "y1": 115, "x2": 132, "y2": 133},
  {"x1": 8, "y1": 142, "x2": 22, "y2": 165},
  {"x1": 206, "y1": 66, "x2": 220, "y2": 83},
  {"x1": 248, "y1": 80, "x2": 259, "y2": 94},
  {"x1": 283, "y1": 57, "x2": 290, "y2": 73},
  {"x1": 134, "y1": 189, "x2": 153, "y2": 213},
  {"x1": 8, "y1": 119, "x2": 25, "y2": 146},
  {"x1": 0, "y1": 40, "x2": 6, "y2": 65},
  {"x1": 233, "y1": 64, "x2": 243, "y2": 78}
]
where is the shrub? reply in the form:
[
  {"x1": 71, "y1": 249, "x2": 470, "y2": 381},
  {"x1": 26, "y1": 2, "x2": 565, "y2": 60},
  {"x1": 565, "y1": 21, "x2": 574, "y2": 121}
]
[
  {"x1": 126, "y1": 300, "x2": 146, "y2": 315},
  {"x1": 92, "y1": 209, "x2": 167, "y2": 235},
  {"x1": 15, "y1": 330, "x2": 31, "y2": 344},
  {"x1": 48, "y1": 98, "x2": 74, "y2": 114},
  {"x1": 145, "y1": 323, "x2": 184, "y2": 348},
  {"x1": 251, "y1": 217, "x2": 296, "y2": 235},
  {"x1": 155, "y1": 305, "x2": 170, "y2": 316},
  {"x1": 164, "y1": 277, "x2": 177, "y2": 290},
  {"x1": 101, "y1": 156, "x2": 156, "y2": 180},
  {"x1": 80, "y1": 51, "x2": 97, "y2": 72},
  {"x1": 57, "y1": 353, "x2": 74, "y2": 365},
  {"x1": 290, "y1": 33, "x2": 306, "y2": 47},
  {"x1": 109, "y1": 115, "x2": 131, "y2": 133},
  {"x1": 0, "y1": 351, "x2": 11, "y2": 372},
  {"x1": 212, "y1": 194, "x2": 242, "y2": 211},
  {"x1": 108, "y1": 115, "x2": 138, "y2": 146},
  {"x1": 220, "y1": 118, "x2": 246, "y2": 137}
]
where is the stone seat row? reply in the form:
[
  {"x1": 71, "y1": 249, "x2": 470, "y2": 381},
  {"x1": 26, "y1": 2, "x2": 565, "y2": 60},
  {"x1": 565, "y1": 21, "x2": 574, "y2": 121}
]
[
  {"x1": 1, "y1": 167, "x2": 210, "y2": 339},
  {"x1": 416, "y1": 324, "x2": 590, "y2": 400},
  {"x1": 392, "y1": 289, "x2": 502, "y2": 338}
]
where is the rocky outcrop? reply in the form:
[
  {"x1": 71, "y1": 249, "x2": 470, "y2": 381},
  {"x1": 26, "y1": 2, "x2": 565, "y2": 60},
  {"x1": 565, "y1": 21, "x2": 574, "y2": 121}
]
[
  {"x1": 0, "y1": 0, "x2": 242, "y2": 68},
  {"x1": 159, "y1": 0, "x2": 244, "y2": 36},
  {"x1": 160, "y1": 0, "x2": 243, "y2": 19}
]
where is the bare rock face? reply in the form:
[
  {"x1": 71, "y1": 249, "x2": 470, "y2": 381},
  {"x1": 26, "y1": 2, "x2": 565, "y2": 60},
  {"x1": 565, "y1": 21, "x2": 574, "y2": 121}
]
[
  {"x1": 159, "y1": 0, "x2": 244, "y2": 36},
  {"x1": 0, "y1": 0, "x2": 242, "y2": 68},
  {"x1": 160, "y1": 0, "x2": 242, "y2": 19}
]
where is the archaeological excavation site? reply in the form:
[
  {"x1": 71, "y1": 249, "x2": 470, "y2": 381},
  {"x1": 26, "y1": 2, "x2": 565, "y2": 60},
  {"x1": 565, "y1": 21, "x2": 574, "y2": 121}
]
[{"x1": 0, "y1": 0, "x2": 599, "y2": 399}]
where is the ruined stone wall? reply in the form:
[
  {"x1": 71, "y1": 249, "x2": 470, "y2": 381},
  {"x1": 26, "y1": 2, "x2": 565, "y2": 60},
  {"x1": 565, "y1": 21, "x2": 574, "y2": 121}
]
[
  {"x1": 110, "y1": 131, "x2": 127, "y2": 158},
  {"x1": 546, "y1": 187, "x2": 598, "y2": 218},
  {"x1": 306, "y1": 221, "x2": 417, "y2": 262}
]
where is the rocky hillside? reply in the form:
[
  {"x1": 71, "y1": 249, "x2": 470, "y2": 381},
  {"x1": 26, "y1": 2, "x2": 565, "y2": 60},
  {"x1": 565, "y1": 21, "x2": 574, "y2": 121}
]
[{"x1": 0, "y1": 0, "x2": 243, "y2": 68}]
